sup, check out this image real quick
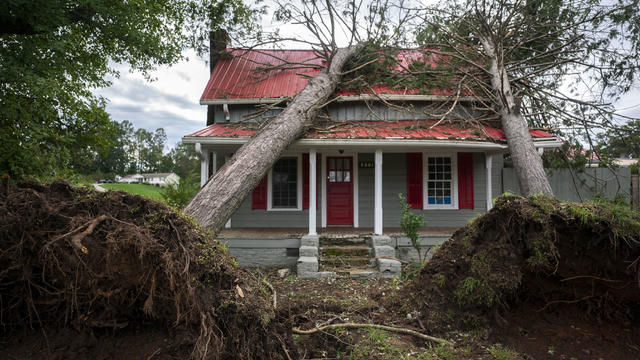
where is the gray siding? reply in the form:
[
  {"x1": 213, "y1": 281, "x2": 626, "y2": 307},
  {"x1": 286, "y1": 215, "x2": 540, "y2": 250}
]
[
  {"x1": 359, "y1": 152, "x2": 500, "y2": 228},
  {"x1": 229, "y1": 152, "x2": 502, "y2": 229},
  {"x1": 503, "y1": 167, "x2": 631, "y2": 202},
  {"x1": 214, "y1": 103, "x2": 485, "y2": 123}
]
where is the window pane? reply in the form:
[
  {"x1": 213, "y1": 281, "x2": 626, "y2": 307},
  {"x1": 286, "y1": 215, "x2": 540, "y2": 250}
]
[
  {"x1": 426, "y1": 156, "x2": 453, "y2": 207},
  {"x1": 344, "y1": 172, "x2": 350, "y2": 182},
  {"x1": 337, "y1": 171, "x2": 342, "y2": 182},
  {"x1": 272, "y1": 157, "x2": 297, "y2": 208},
  {"x1": 337, "y1": 159, "x2": 343, "y2": 170},
  {"x1": 344, "y1": 160, "x2": 350, "y2": 170},
  {"x1": 329, "y1": 158, "x2": 335, "y2": 170}
]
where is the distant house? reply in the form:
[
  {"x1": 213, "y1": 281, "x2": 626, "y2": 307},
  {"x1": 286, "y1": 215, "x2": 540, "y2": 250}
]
[
  {"x1": 141, "y1": 173, "x2": 180, "y2": 186},
  {"x1": 118, "y1": 173, "x2": 180, "y2": 186},
  {"x1": 118, "y1": 174, "x2": 144, "y2": 184}
]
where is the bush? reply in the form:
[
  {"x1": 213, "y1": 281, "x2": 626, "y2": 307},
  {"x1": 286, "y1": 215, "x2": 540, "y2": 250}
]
[
  {"x1": 161, "y1": 174, "x2": 200, "y2": 208},
  {"x1": 398, "y1": 193, "x2": 427, "y2": 263}
]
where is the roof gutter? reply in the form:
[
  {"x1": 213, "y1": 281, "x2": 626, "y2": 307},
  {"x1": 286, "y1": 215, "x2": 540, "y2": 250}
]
[{"x1": 199, "y1": 94, "x2": 486, "y2": 105}]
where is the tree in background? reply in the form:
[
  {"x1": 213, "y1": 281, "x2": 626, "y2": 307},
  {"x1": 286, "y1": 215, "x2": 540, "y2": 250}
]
[
  {"x1": 411, "y1": 0, "x2": 640, "y2": 196},
  {"x1": 0, "y1": 0, "x2": 260, "y2": 180},
  {"x1": 596, "y1": 119, "x2": 640, "y2": 159}
]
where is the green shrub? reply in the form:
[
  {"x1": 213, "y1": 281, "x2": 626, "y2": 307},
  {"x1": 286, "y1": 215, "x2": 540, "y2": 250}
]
[
  {"x1": 161, "y1": 174, "x2": 200, "y2": 208},
  {"x1": 398, "y1": 193, "x2": 427, "y2": 263}
]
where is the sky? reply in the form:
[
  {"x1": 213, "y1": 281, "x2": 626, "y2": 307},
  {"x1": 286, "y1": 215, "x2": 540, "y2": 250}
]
[{"x1": 96, "y1": 52, "x2": 210, "y2": 147}]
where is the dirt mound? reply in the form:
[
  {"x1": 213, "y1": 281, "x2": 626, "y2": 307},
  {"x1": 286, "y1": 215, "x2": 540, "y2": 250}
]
[
  {"x1": 394, "y1": 195, "x2": 640, "y2": 356},
  {"x1": 0, "y1": 181, "x2": 292, "y2": 359}
]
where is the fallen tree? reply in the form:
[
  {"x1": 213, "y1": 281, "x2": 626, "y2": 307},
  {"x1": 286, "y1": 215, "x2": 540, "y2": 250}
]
[
  {"x1": 183, "y1": 0, "x2": 408, "y2": 231},
  {"x1": 184, "y1": 44, "x2": 361, "y2": 230}
]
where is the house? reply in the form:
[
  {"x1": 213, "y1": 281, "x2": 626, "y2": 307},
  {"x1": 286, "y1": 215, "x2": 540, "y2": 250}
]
[
  {"x1": 118, "y1": 174, "x2": 144, "y2": 184},
  {"x1": 182, "y1": 49, "x2": 562, "y2": 276},
  {"x1": 118, "y1": 173, "x2": 180, "y2": 186},
  {"x1": 140, "y1": 173, "x2": 180, "y2": 187}
]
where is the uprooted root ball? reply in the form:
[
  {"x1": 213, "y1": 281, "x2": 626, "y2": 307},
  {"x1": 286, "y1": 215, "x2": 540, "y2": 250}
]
[
  {"x1": 397, "y1": 195, "x2": 640, "y2": 328},
  {"x1": 0, "y1": 181, "x2": 293, "y2": 359}
]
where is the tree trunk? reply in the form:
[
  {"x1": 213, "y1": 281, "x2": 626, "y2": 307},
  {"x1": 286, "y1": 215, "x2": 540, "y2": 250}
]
[
  {"x1": 184, "y1": 46, "x2": 361, "y2": 231},
  {"x1": 480, "y1": 37, "x2": 554, "y2": 196}
]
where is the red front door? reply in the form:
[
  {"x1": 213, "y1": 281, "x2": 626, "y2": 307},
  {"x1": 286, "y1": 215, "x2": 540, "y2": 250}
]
[{"x1": 327, "y1": 157, "x2": 353, "y2": 225}]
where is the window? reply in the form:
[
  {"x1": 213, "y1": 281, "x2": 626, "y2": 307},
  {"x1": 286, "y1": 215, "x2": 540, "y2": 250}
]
[
  {"x1": 268, "y1": 155, "x2": 302, "y2": 210},
  {"x1": 424, "y1": 154, "x2": 457, "y2": 209}
]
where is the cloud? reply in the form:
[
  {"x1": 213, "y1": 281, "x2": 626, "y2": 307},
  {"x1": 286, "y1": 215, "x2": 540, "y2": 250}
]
[{"x1": 95, "y1": 50, "x2": 210, "y2": 149}]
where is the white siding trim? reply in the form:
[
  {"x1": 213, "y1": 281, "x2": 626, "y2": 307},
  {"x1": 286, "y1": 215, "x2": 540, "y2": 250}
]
[
  {"x1": 486, "y1": 154, "x2": 493, "y2": 211},
  {"x1": 309, "y1": 149, "x2": 317, "y2": 235},
  {"x1": 353, "y1": 152, "x2": 359, "y2": 228},
  {"x1": 224, "y1": 154, "x2": 231, "y2": 228},
  {"x1": 200, "y1": 145, "x2": 209, "y2": 188},
  {"x1": 374, "y1": 150, "x2": 383, "y2": 235},
  {"x1": 321, "y1": 153, "x2": 327, "y2": 228},
  {"x1": 423, "y1": 152, "x2": 459, "y2": 210}
]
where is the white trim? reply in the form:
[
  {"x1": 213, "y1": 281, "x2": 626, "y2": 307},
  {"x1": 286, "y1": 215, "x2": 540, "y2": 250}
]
[
  {"x1": 423, "y1": 152, "x2": 459, "y2": 210},
  {"x1": 353, "y1": 152, "x2": 359, "y2": 228},
  {"x1": 267, "y1": 154, "x2": 303, "y2": 211},
  {"x1": 321, "y1": 154, "x2": 327, "y2": 228},
  {"x1": 486, "y1": 154, "x2": 493, "y2": 211},
  {"x1": 224, "y1": 154, "x2": 231, "y2": 228},
  {"x1": 309, "y1": 149, "x2": 317, "y2": 235},
  {"x1": 200, "y1": 146, "x2": 209, "y2": 188},
  {"x1": 199, "y1": 94, "x2": 483, "y2": 105},
  {"x1": 182, "y1": 137, "x2": 510, "y2": 150},
  {"x1": 374, "y1": 150, "x2": 383, "y2": 235}
]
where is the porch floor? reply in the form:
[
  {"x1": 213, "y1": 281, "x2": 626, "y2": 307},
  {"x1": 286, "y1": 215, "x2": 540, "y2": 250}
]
[{"x1": 217, "y1": 227, "x2": 458, "y2": 239}]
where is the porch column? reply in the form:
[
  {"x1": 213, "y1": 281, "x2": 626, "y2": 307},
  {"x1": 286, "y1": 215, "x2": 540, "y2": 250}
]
[
  {"x1": 198, "y1": 144, "x2": 209, "y2": 188},
  {"x1": 374, "y1": 149, "x2": 383, "y2": 235},
  {"x1": 224, "y1": 154, "x2": 231, "y2": 228},
  {"x1": 308, "y1": 149, "x2": 317, "y2": 235},
  {"x1": 486, "y1": 153, "x2": 493, "y2": 211}
]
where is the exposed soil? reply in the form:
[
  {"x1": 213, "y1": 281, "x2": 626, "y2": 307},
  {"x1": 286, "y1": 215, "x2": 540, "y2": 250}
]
[
  {"x1": 2, "y1": 182, "x2": 640, "y2": 359},
  {"x1": 394, "y1": 195, "x2": 640, "y2": 359},
  {"x1": 0, "y1": 181, "x2": 293, "y2": 359}
]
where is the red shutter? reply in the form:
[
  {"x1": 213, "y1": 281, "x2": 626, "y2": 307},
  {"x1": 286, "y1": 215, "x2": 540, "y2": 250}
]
[
  {"x1": 457, "y1": 152, "x2": 474, "y2": 209},
  {"x1": 252, "y1": 176, "x2": 267, "y2": 210},
  {"x1": 302, "y1": 153, "x2": 320, "y2": 209},
  {"x1": 406, "y1": 153, "x2": 423, "y2": 209}
]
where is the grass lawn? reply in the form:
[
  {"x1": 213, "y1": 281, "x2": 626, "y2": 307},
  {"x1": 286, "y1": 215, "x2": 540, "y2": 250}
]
[{"x1": 101, "y1": 183, "x2": 165, "y2": 201}]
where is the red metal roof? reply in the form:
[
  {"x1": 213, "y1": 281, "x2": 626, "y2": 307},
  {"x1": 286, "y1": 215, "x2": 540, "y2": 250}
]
[
  {"x1": 202, "y1": 49, "x2": 324, "y2": 101},
  {"x1": 201, "y1": 49, "x2": 458, "y2": 101},
  {"x1": 186, "y1": 120, "x2": 557, "y2": 142}
]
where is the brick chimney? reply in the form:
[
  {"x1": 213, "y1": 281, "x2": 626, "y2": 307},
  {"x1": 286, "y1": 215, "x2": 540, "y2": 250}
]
[{"x1": 207, "y1": 29, "x2": 229, "y2": 126}]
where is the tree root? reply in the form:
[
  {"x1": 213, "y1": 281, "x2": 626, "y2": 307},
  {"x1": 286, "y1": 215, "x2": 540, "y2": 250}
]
[
  {"x1": 292, "y1": 323, "x2": 453, "y2": 345},
  {"x1": 263, "y1": 279, "x2": 277, "y2": 309},
  {"x1": 69, "y1": 215, "x2": 108, "y2": 254}
]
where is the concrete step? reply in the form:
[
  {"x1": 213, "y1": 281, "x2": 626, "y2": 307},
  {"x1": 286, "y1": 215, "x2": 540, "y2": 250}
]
[
  {"x1": 320, "y1": 245, "x2": 371, "y2": 257},
  {"x1": 320, "y1": 255, "x2": 374, "y2": 268},
  {"x1": 320, "y1": 236, "x2": 367, "y2": 246}
]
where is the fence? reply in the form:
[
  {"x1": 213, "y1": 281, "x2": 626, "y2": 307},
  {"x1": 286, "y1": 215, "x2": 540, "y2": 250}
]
[{"x1": 503, "y1": 168, "x2": 638, "y2": 208}]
